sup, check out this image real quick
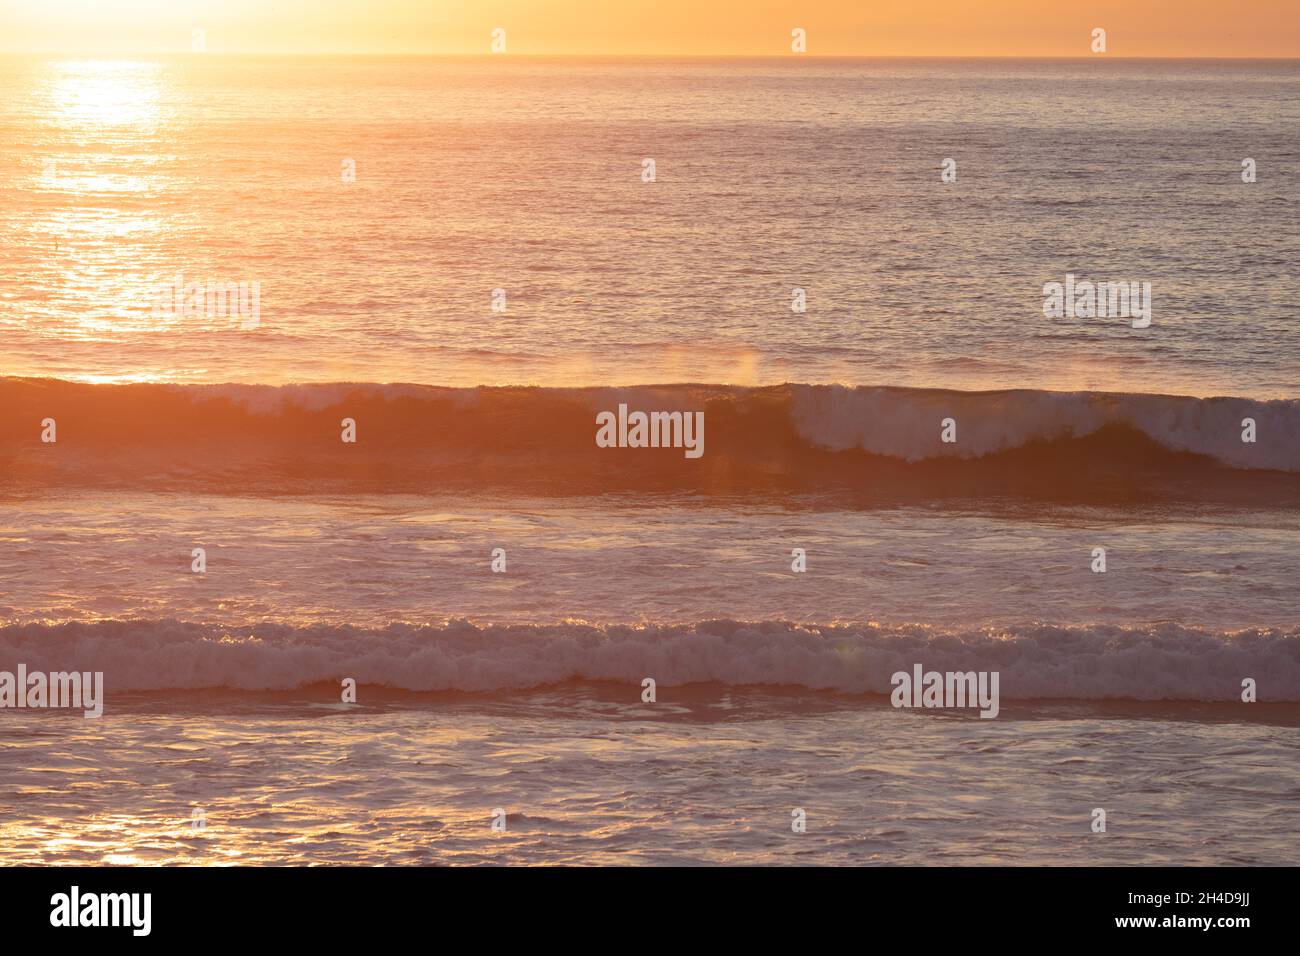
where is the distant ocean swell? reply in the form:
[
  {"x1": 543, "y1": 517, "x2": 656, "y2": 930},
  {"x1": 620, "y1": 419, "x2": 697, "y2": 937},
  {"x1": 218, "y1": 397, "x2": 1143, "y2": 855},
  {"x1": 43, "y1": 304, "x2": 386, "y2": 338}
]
[
  {"x1": 1, "y1": 619, "x2": 1297, "y2": 701},
  {"x1": 1, "y1": 379, "x2": 1296, "y2": 503}
]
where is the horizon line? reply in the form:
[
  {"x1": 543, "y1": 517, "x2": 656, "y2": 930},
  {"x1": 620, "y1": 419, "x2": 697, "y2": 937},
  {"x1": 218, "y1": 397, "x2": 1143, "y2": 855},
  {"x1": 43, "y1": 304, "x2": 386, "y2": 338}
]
[{"x1": 4, "y1": 52, "x2": 1300, "y2": 60}]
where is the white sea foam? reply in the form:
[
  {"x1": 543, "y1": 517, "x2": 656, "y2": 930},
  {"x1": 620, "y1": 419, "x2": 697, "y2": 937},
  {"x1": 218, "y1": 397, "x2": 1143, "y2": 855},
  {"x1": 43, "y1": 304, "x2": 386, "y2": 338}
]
[{"x1": 789, "y1": 386, "x2": 1300, "y2": 471}]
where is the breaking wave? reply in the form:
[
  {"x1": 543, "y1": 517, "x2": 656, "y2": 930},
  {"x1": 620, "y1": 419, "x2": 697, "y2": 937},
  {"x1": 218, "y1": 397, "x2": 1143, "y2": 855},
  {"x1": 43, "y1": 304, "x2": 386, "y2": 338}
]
[
  {"x1": 1, "y1": 618, "x2": 1297, "y2": 701},
  {"x1": 0, "y1": 379, "x2": 1295, "y2": 503}
]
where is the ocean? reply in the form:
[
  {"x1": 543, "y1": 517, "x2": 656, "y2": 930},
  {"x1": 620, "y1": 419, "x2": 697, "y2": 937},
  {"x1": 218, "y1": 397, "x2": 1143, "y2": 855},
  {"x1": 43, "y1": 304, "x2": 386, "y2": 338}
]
[{"x1": 0, "y1": 56, "x2": 1297, "y2": 865}]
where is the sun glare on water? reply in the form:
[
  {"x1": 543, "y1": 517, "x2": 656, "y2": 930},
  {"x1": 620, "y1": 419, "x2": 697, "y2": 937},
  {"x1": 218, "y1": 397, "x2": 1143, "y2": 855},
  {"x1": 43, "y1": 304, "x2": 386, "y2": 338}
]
[
  {"x1": 26, "y1": 58, "x2": 183, "y2": 359},
  {"x1": 48, "y1": 58, "x2": 163, "y2": 127}
]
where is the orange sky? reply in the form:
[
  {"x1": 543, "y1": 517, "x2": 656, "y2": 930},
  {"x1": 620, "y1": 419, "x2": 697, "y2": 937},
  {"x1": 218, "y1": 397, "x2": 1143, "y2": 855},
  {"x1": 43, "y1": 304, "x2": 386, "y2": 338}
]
[{"x1": 2, "y1": 0, "x2": 1298, "y2": 56}]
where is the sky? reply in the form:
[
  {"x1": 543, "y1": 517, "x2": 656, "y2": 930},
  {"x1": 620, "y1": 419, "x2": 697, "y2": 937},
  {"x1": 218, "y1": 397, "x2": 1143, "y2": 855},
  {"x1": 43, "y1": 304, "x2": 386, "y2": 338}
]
[{"x1": 1, "y1": 0, "x2": 1298, "y2": 57}]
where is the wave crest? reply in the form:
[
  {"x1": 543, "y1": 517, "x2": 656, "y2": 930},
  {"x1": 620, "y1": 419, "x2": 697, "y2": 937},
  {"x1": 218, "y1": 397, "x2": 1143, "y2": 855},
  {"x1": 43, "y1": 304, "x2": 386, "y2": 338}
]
[
  {"x1": 1, "y1": 618, "x2": 1297, "y2": 701},
  {"x1": 1, "y1": 379, "x2": 1295, "y2": 503}
]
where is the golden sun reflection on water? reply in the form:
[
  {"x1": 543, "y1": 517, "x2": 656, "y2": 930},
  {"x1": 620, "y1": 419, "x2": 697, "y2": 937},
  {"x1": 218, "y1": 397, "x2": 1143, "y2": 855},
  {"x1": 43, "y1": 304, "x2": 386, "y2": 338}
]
[
  {"x1": 47, "y1": 59, "x2": 165, "y2": 128},
  {"x1": 28, "y1": 59, "x2": 189, "y2": 358}
]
